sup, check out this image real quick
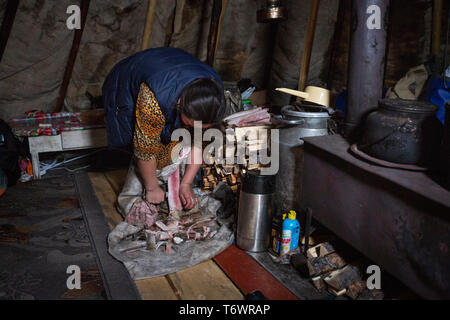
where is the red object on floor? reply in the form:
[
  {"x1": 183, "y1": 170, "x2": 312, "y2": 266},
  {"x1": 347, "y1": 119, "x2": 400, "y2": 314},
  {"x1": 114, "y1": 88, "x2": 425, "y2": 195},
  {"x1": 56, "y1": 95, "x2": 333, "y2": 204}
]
[{"x1": 214, "y1": 245, "x2": 299, "y2": 300}]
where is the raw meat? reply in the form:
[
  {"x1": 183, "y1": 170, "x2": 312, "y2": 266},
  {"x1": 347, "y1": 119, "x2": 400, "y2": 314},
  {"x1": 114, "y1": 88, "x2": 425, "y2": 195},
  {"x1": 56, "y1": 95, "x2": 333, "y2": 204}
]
[
  {"x1": 167, "y1": 168, "x2": 183, "y2": 215},
  {"x1": 125, "y1": 199, "x2": 159, "y2": 228},
  {"x1": 224, "y1": 107, "x2": 262, "y2": 122},
  {"x1": 225, "y1": 108, "x2": 271, "y2": 127}
]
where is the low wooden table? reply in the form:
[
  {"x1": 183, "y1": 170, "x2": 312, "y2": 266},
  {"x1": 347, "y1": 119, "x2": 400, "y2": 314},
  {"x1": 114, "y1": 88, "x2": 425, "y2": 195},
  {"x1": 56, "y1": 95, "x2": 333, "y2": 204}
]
[
  {"x1": 9, "y1": 109, "x2": 107, "y2": 179},
  {"x1": 29, "y1": 128, "x2": 107, "y2": 179}
]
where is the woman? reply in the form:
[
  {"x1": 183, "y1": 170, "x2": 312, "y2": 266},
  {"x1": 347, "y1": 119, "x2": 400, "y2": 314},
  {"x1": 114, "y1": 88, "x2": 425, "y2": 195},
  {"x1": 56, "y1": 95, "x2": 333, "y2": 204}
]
[{"x1": 102, "y1": 47, "x2": 225, "y2": 216}]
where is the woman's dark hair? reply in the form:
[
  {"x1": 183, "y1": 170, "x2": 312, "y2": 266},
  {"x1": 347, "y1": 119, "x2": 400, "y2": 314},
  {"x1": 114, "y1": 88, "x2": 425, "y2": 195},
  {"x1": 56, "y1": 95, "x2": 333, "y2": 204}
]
[{"x1": 178, "y1": 78, "x2": 226, "y2": 124}]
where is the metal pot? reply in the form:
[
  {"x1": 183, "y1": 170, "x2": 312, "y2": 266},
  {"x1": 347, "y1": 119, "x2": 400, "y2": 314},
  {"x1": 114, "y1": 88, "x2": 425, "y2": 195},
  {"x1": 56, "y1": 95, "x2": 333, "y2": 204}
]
[
  {"x1": 273, "y1": 105, "x2": 330, "y2": 215},
  {"x1": 280, "y1": 105, "x2": 330, "y2": 137},
  {"x1": 359, "y1": 99, "x2": 442, "y2": 166}
]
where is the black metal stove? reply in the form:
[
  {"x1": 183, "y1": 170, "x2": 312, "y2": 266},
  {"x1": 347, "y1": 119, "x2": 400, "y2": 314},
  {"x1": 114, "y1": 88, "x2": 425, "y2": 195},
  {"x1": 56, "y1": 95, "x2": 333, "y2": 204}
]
[{"x1": 301, "y1": 134, "x2": 450, "y2": 299}]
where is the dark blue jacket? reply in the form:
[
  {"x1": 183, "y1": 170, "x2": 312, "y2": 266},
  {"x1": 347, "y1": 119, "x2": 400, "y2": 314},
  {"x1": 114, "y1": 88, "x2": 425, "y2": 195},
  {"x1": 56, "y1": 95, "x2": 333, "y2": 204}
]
[{"x1": 102, "y1": 47, "x2": 222, "y2": 147}]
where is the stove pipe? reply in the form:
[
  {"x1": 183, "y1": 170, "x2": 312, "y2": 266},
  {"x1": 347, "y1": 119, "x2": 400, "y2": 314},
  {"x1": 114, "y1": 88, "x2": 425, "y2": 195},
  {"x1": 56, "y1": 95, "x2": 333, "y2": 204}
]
[{"x1": 345, "y1": 0, "x2": 390, "y2": 141}]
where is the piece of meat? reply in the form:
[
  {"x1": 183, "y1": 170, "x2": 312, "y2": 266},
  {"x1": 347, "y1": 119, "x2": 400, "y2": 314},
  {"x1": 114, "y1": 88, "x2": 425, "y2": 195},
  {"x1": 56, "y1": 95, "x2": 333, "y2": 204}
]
[
  {"x1": 224, "y1": 108, "x2": 262, "y2": 122},
  {"x1": 168, "y1": 168, "x2": 183, "y2": 215},
  {"x1": 125, "y1": 199, "x2": 159, "y2": 228},
  {"x1": 226, "y1": 109, "x2": 269, "y2": 126},
  {"x1": 155, "y1": 220, "x2": 179, "y2": 231},
  {"x1": 235, "y1": 111, "x2": 270, "y2": 126},
  {"x1": 186, "y1": 218, "x2": 215, "y2": 239},
  {"x1": 237, "y1": 119, "x2": 272, "y2": 127}
]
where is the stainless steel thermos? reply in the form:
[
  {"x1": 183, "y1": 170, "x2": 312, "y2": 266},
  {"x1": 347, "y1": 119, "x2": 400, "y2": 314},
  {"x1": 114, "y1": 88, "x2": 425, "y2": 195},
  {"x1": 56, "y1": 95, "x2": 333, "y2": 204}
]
[{"x1": 237, "y1": 171, "x2": 276, "y2": 252}]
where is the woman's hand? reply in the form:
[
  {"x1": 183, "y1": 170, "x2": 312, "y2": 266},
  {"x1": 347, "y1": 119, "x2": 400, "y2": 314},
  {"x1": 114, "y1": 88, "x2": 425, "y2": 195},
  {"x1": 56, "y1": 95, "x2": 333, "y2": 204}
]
[
  {"x1": 145, "y1": 185, "x2": 165, "y2": 204},
  {"x1": 179, "y1": 183, "x2": 197, "y2": 210}
]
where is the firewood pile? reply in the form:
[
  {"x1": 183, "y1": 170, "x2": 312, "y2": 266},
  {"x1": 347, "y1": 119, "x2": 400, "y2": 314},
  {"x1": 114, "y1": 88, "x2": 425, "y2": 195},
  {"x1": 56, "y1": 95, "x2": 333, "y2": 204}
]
[
  {"x1": 201, "y1": 126, "x2": 270, "y2": 193},
  {"x1": 201, "y1": 164, "x2": 241, "y2": 193},
  {"x1": 292, "y1": 241, "x2": 384, "y2": 300}
]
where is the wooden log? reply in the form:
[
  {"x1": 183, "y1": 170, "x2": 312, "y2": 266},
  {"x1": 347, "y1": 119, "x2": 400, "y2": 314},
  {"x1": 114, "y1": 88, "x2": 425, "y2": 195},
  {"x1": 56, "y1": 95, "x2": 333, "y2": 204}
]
[
  {"x1": 323, "y1": 265, "x2": 362, "y2": 291},
  {"x1": 206, "y1": 0, "x2": 224, "y2": 66},
  {"x1": 306, "y1": 242, "x2": 335, "y2": 260},
  {"x1": 228, "y1": 174, "x2": 237, "y2": 185},
  {"x1": 311, "y1": 276, "x2": 326, "y2": 292},
  {"x1": 307, "y1": 253, "x2": 346, "y2": 277},
  {"x1": 141, "y1": 0, "x2": 158, "y2": 51},
  {"x1": 329, "y1": 288, "x2": 347, "y2": 297},
  {"x1": 346, "y1": 281, "x2": 367, "y2": 300},
  {"x1": 0, "y1": 0, "x2": 19, "y2": 64},
  {"x1": 55, "y1": 0, "x2": 91, "y2": 112},
  {"x1": 297, "y1": 0, "x2": 320, "y2": 96},
  {"x1": 248, "y1": 163, "x2": 262, "y2": 171}
]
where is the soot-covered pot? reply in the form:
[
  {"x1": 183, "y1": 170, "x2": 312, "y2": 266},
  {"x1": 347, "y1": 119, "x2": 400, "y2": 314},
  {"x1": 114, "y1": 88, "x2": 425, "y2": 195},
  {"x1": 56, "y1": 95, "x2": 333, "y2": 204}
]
[{"x1": 359, "y1": 99, "x2": 442, "y2": 166}]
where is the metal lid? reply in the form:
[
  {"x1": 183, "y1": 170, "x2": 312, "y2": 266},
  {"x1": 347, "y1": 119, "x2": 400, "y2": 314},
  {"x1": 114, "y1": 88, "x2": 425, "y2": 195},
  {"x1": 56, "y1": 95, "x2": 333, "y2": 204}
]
[
  {"x1": 242, "y1": 170, "x2": 276, "y2": 195},
  {"x1": 257, "y1": 6, "x2": 287, "y2": 23},
  {"x1": 281, "y1": 105, "x2": 330, "y2": 119},
  {"x1": 379, "y1": 99, "x2": 438, "y2": 114}
]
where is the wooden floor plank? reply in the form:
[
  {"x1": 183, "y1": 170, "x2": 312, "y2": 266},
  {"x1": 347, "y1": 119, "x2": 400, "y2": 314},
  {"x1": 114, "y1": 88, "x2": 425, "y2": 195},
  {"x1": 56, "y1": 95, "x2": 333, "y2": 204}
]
[
  {"x1": 103, "y1": 169, "x2": 128, "y2": 195},
  {"x1": 89, "y1": 170, "x2": 244, "y2": 301},
  {"x1": 88, "y1": 172, "x2": 123, "y2": 229},
  {"x1": 167, "y1": 261, "x2": 244, "y2": 300},
  {"x1": 89, "y1": 171, "x2": 178, "y2": 300},
  {"x1": 135, "y1": 277, "x2": 179, "y2": 300}
]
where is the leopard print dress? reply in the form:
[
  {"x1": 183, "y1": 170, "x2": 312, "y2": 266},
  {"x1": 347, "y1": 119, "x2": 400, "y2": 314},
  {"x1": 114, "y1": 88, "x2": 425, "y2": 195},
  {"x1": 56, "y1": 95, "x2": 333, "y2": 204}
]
[{"x1": 133, "y1": 83, "x2": 178, "y2": 170}]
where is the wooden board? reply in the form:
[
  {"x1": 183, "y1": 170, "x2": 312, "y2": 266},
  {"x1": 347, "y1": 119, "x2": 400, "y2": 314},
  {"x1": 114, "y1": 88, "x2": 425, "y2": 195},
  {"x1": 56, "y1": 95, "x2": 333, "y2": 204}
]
[
  {"x1": 88, "y1": 169, "x2": 243, "y2": 300},
  {"x1": 167, "y1": 261, "x2": 243, "y2": 300},
  {"x1": 135, "y1": 277, "x2": 179, "y2": 300},
  {"x1": 103, "y1": 169, "x2": 128, "y2": 195}
]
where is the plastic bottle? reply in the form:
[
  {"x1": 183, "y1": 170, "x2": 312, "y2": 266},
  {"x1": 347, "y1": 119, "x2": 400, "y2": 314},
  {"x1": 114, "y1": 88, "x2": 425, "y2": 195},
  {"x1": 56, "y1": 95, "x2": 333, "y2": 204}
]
[
  {"x1": 280, "y1": 210, "x2": 301, "y2": 255},
  {"x1": 242, "y1": 99, "x2": 253, "y2": 111},
  {"x1": 272, "y1": 213, "x2": 287, "y2": 254}
]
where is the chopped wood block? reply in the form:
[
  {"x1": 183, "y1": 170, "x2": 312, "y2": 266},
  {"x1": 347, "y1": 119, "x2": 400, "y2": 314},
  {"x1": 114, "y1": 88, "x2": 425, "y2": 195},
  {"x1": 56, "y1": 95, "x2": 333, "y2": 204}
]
[
  {"x1": 346, "y1": 281, "x2": 367, "y2": 300},
  {"x1": 324, "y1": 265, "x2": 362, "y2": 291},
  {"x1": 307, "y1": 253, "x2": 347, "y2": 276},
  {"x1": 223, "y1": 165, "x2": 234, "y2": 173},
  {"x1": 207, "y1": 175, "x2": 215, "y2": 182},
  {"x1": 329, "y1": 288, "x2": 347, "y2": 297},
  {"x1": 357, "y1": 289, "x2": 384, "y2": 300},
  {"x1": 228, "y1": 175, "x2": 237, "y2": 185},
  {"x1": 248, "y1": 163, "x2": 262, "y2": 170},
  {"x1": 307, "y1": 242, "x2": 336, "y2": 260},
  {"x1": 311, "y1": 276, "x2": 326, "y2": 292}
]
